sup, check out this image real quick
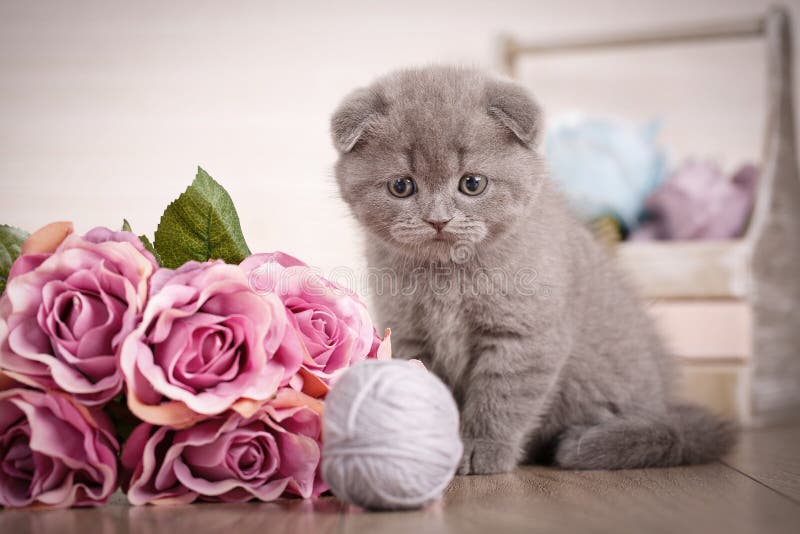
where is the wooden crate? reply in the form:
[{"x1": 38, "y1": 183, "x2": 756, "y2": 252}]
[{"x1": 505, "y1": 8, "x2": 800, "y2": 426}]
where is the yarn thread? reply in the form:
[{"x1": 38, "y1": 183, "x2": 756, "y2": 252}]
[{"x1": 321, "y1": 359, "x2": 463, "y2": 510}]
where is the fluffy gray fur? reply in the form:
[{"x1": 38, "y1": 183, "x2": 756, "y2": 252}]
[{"x1": 331, "y1": 66, "x2": 736, "y2": 474}]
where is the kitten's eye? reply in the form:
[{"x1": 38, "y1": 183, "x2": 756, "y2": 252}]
[
  {"x1": 388, "y1": 177, "x2": 416, "y2": 198},
  {"x1": 459, "y1": 174, "x2": 488, "y2": 196}
]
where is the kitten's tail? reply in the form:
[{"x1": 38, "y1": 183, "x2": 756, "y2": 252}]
[{"x1": 554, "y1": 404, "x2": 738, "y2": 470}]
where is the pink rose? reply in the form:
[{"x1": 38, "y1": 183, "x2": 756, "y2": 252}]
[
  {"x1": 0, "y1": 227, "x2": 158, "y2": 405},
  {"x1": 241, "y1": 252, "x2": 387, "y2": 397},
  {"x1": 120, "y1": 260, "x2": 296, "y2": 428},
  {"x1": 0, "y1": 388, "x2": 118, "y2": 508},
  {"x1": 121, "y1": 388, "x2": 327, "y2": 504}
]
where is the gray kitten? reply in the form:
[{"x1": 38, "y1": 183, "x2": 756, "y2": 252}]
[{"x1": 331, "y1": 66, "x2": 736, "y2": 474}]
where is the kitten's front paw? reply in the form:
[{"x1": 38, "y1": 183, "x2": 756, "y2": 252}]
[{"x1": 458, "y1": 439, "x2": 517, "y2": 475}]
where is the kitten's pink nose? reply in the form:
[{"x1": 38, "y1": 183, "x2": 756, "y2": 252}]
[{"x1": 424, "y1": 218, "x2": 452, "y2": 232}]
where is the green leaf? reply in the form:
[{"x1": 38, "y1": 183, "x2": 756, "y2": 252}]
[
  {"x1": 0, "y1": 225, "x2": 30, "y2": 295},
  {"x1": 154, "y1": 167, "x2": 251, "y2": 268},
  {"x1": 139, "y1": 234, "x2": 162, "y2": 266},
  {"x1": 121, "y1": 219, "x2": 162, "y2": 267}
]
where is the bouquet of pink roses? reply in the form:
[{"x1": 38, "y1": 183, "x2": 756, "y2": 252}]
[{"x1": 0, "y1": 168, "x2": 390, "y2": 508}]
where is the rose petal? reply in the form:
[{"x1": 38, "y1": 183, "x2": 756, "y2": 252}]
[
  {"x1": 126, "y1": 389, "x2": 206, "y2": 430},
  {"x1": 0, "y1": 389, "x2": 118, "y2": 509},
  {"x1": 296, "y1": 368, "x2": 329, "y2": 398},
  {"x1": 21, "y1": 222, "x2": 74, "y2": 255},
  {"x1": 376, "y1": 328, "x2": 392, "y2": 360}
]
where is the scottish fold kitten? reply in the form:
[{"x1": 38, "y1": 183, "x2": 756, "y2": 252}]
[{"x1": 331, "y1": 66, "x2": 735, "y2": 474}]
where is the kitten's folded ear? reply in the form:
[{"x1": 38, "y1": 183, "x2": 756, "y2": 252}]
[
  {"x1": 330, "y1": 87, "x2": 387, "y2": 153},
  {"x1": 486, "y1": 79, "x2": 542, "y2": 147}
]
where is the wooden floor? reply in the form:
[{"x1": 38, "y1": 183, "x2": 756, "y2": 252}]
[{"x1": 1, "y1": 423, "x2": 798, "y2": 534}]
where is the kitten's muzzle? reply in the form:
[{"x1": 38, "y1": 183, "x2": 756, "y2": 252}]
[{"x1": 424, "y1": 218, "x2": 453, "y2": 233}]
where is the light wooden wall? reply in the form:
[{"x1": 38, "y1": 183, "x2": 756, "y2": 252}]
[{"x1": 0, "y1": 0, "x2": 797, "y2": 286}]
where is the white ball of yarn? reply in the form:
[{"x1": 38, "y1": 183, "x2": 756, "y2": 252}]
[{"x1": 321, "y1": 359, "x2": 463, "y2": 510}]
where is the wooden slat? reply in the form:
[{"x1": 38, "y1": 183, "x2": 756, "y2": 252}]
[
  {"x1": 615, "y1": 240, "x2": 751, "y2": 299},
  {"x1": 502, "y1": 16, "x2": 765, "y2": 75},
  {"x1": 677, "y1": 360, "x2": 749, "y2": 423},
  {"x1": 724, "y1": 424, "x2": 800, "y2": 503},
  {"x1": 647, "y1": 300, "x2": 752, "y2": 360},
  {"x1": 337, "y1": 463, "x2": 800, "y2": 534},
  {"x1": 507, "y1": 17, "x2": 764, "y2": 55},
  {"x1": 0, "y1": 493, "x2": 346, "y2": 534}
]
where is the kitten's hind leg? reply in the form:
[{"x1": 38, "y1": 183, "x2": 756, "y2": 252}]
[{"x1": 553, "y1": 405, "x2": 737, "y2": 470}]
